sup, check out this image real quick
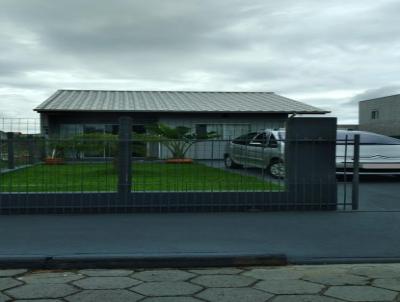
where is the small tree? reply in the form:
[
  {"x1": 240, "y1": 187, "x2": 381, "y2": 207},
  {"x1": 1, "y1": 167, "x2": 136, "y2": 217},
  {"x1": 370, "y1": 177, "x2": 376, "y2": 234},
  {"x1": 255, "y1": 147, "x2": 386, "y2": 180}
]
[
  {"x1": 146, "y1": 123, "x2": 219, "y2": 159},
  {"x1": 71, "y1": 133, "x2": 118, "y2": 158}
]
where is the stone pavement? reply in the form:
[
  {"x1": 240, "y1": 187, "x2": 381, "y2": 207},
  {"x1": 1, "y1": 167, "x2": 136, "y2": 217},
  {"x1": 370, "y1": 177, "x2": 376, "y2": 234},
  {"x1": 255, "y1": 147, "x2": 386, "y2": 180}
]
[{"x1": 1, "y1": 263, "x2": 400, "y2": 301}]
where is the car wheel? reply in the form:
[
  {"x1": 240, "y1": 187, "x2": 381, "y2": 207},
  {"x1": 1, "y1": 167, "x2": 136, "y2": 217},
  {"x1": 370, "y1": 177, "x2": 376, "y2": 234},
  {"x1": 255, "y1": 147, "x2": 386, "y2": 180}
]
[
  {"x1": 224, "y1": 155, "x2": 242, "y2": 169},
  {"x1": 268, "y1": 160, "x2": 285, "y2": 179}
]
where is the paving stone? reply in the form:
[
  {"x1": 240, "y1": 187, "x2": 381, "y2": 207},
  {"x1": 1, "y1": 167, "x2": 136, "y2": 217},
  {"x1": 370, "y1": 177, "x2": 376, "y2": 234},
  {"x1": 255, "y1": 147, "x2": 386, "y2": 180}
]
[
  {"x1": 349, "y1": 266, "x2": 400, "y2": 278},
  {"x1": 142, "y1": 297, "x2": 202, "y2": 302},
  {"x1": 254, "y1": 279, "x2": 324, "y2": 294},
  {"x1": 132, "y1": 281, "x2": 202, "y2": 296},
  {"x1": 5, "y1": 283, "x2": 78, "y2": 299},
  {"x1": 302, "y1": 272, "x2": 369, "y2": 285},
  {"x1": 324, "y1": 285, "x2": 398, "y2": 301},
  {"x1": 244, "y1": 268, "x2": 303, "y2": 280},
  {"x1": 0, "y1": 277, "x2": 22, "y2": 291},
  {"x1": 293, "y1": 264, "x2": 350, "y2": 273},
  {"x1": 0, "y1": 270, "x2": 27, "y2": 277},
  {"x1": 65, "y1": 289, "x2": 143, "y2": 302},
  {"x1": 191, "y1": 275, "x2": 255, "y2": 287},
  {"x1": 0, "y1": 293, "x2": 11, "y2": 302},
  {"x1": 272, "y1": 295, "x2": 343, "y2": 302},
  {"x1": 196, "y1": 287, "x2": 273, "y2": 302},
  {"x1": 372, "y1": 278, "x2": 400, "y2": 291},
  {"x1": 73, "y1": 276, "x2": 141, "y2": 289},
  {"x1": 78, "y1": 269, "x2": 133, "y2": 277},
  {"x1": 189, "y1": 268, "x2": 243, "y2": 275},
  {"x1": 132, "y1": 269, "x2": 195, "y2": 282},
  {"x1": 18, "y1": 272, "x2": 84, "y2": 284}
]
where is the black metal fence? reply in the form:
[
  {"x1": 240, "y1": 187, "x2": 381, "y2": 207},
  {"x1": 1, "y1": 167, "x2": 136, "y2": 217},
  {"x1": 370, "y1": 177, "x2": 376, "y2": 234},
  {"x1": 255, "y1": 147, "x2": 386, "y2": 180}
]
[{"x1": 0, "y1": 117, "x2": 359, "y2": 213}]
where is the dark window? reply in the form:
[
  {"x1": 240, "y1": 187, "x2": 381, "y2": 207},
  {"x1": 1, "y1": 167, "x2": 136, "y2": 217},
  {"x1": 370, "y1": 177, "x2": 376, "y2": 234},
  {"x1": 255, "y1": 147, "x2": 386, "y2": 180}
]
[
  {"x1": 251, "y1": 133, "x2": 268, "y2": 146},
  {"x1": 371, "y1": 110, "x2": 379, "y2": 120},
  {"x1": 83, "y1": 124, "x2": 104, "y2": 134},
  {"x1": 268, "y1": 134, "x2": 278, "y2": 148},
  {"x1": 105, "y1": 125, "x2": 119, "y2": 135},
  {"x1": 132, "y1": 125, "x2": 146, "y2": 134},
  {"x1": 232, "y1": 132, "x2": 257, "y2": 145},
  {"x1": 195, "y1": 124, "x2": 207, "y2": 137}
]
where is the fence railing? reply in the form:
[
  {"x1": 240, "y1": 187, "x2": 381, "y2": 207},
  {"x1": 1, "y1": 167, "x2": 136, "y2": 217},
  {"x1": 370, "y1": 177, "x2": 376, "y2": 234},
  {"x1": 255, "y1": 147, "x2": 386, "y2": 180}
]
[{"x1": 0, "y1": 117, "x2": 354, "y2": 213}]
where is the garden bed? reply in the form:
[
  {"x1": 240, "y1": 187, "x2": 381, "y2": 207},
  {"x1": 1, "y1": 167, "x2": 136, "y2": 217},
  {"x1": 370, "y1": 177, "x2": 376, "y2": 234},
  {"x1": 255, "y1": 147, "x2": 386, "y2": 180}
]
[{"x1": 0, "y1": 162, "x2": 281, "y2": 192}]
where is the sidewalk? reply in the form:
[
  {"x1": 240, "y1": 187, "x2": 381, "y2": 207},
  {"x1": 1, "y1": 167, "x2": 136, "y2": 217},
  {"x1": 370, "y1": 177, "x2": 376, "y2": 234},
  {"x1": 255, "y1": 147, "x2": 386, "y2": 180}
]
[{"x1": 1, "y1": 263, "x2": 400, "y2": 301}]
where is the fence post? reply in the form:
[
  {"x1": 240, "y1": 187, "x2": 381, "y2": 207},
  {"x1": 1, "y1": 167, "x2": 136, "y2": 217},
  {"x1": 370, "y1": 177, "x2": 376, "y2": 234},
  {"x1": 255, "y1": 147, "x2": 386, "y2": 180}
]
[
  {"x1": 285, "y1": 117, "x2": 337, "y2": 210},
  {"x1": 118, "y1": 117, "x2": 132, "y2": 204},
  {"x1": 27, "y1": 135, "x2": 35, "y2": 165},
  {"x1": 7, "y1": 132, "x2": 15, "y2": 170},
  {"x1": 352, "y1": 134, "x2": 360, "y2": 210}
]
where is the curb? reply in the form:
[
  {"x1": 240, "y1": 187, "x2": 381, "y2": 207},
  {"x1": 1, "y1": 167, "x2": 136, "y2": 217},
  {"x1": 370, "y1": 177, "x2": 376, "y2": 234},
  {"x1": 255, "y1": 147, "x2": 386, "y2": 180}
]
[
  {"x1": 0, "y1": 253, "x2": 287, "y2": 269},
  {"x1": 289, "y1": 257, "x2": 400, "y2": 265}
]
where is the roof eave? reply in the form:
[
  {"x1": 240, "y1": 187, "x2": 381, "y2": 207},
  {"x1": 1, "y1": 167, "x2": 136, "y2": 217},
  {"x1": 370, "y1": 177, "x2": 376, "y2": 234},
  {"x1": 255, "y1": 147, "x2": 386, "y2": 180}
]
[{"x1": 34, "y1": 109, "x2": 330, "y2": 114}]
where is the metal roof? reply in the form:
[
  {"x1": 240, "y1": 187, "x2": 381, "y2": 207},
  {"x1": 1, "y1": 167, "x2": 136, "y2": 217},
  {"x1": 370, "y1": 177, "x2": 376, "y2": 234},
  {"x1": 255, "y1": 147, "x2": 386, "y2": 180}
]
[{"x1": 35, "y1": 90, "x2": 329, "y2": 114}]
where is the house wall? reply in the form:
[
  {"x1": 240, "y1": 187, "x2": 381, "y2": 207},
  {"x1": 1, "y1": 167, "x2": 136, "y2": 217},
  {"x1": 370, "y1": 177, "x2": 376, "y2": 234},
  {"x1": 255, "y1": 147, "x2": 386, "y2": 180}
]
[
  {"x1": 158, "y1": 114, "x2": 286, "y2": 159},
  {"x1": 359, "y1": 95, "x2": 400, "y2": 138},
  {"x1": 40, "y1": 111, "x2": 287, "y2": 159}
]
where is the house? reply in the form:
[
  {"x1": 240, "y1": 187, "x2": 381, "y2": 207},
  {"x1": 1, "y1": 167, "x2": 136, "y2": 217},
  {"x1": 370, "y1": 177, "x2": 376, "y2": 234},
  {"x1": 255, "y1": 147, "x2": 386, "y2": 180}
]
[
  {"x1": 0, "y1": 130, "x2": 6, "y2": 140},
  {"x1": 34, "y1": 90, "x2": 329, "y2": 158},
  {"x1": 359, "y1": 94, "x2": 400, "y2": 138}
]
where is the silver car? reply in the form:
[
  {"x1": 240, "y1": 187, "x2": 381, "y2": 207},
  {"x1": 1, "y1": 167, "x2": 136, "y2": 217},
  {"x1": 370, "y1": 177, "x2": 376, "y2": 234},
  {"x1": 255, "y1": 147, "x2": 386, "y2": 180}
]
[{"x1": 224, "y1": 129, "x2": 400, "y2": 178}]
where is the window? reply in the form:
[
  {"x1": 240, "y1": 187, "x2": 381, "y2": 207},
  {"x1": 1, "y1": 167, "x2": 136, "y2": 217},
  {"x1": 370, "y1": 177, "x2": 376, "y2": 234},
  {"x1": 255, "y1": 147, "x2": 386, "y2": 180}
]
[
  {"x1": 232, "y1": 132, "x2": 257, "y2": 145},
  {"x1": 105, "y1": 125, "x2": 119, "y2": 135},
  {"x1": 371, "y1": 110, "x2": 379, "y2": 120},
  {"x1": 251, "y1": 133, "x2": 268, "y2": 146},
  {"x1": 268, "y1": 134, "x2": 278, "y2": 148},
  {"x1": 195, "y1": 124, "x2": 223, "y2": 139},
  {"x1": 195, "y1": 124, "x2": 207, "y2": 137},
  {"x1": 84, "y1": 124, "x2": 105, "y2": 134},
  {"x1": 60, "y1": 124, "x2": 83, "y2": 137},
  {"x1": 223, "y1": 124, "x2": 251, "y2": 140}
]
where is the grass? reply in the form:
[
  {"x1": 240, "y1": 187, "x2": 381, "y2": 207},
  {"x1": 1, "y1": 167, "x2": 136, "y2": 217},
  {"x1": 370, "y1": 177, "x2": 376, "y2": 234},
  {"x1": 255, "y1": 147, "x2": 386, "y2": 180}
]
[{"x1": 0, "y1": 162, "x2": 281, "y2": 192}]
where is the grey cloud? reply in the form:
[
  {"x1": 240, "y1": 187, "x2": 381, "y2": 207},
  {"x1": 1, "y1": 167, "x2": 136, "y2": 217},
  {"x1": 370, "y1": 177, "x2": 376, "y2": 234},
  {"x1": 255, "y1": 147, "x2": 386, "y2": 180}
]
[
  {"x1": 345, "y1": 86, "x2": 400, "y2": 105},
  {"x1": 0, "y1": 0, "x2": 399, "y2": 122}
]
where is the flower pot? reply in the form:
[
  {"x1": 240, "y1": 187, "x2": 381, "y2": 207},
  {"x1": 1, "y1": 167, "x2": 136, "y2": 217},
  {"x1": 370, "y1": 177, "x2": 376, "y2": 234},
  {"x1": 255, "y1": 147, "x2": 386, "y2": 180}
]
[
  {"x1": 45, "y1": 157, "x2": 65, "y2": 165},
  {"x1": 165, "y1": 158, "x2": 193, "y2": 164}
]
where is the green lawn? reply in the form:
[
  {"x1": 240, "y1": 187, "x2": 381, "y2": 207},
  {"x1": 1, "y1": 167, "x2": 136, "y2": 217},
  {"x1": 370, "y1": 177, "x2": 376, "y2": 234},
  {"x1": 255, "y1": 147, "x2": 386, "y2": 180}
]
[{"x1": 0, "y1": 162, "x2": 281, "y2": 192}]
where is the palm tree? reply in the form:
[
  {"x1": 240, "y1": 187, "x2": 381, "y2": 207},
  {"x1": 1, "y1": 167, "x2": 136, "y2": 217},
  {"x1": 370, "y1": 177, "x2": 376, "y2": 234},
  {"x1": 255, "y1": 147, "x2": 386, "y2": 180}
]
[{"x1": 146, "y1": 123, "x2": 219, "y2": 159}]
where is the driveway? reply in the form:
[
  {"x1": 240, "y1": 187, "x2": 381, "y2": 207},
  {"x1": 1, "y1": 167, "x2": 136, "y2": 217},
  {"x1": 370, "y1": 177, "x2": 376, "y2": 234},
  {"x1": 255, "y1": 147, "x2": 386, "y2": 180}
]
[
  {"x1": 201, "y1": 161, "x2": 400, "y2": 211},
  {"x1": 338, "y1": 175, "x2": 400, "y2": 211},
  {"x1": 199, "y1": 160, "x2": 279, "y2": 183}
]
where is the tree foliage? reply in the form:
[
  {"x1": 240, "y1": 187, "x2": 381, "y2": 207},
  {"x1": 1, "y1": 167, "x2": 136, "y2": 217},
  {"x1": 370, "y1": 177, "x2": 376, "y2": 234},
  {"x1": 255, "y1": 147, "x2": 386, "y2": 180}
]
[{"x1": 145, "y1": 123, "x2": 219, "y2": 159}]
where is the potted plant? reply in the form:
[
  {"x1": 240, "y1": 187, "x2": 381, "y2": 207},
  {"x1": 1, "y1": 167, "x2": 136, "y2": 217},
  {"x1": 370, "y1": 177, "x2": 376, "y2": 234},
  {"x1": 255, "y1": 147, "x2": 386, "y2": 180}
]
[
  {"x1": 145, "y1": 123, "x2": 219, "y2": 163},
  {"x1": 45, "y1": 140, "x2": 67, "y2": 165}
]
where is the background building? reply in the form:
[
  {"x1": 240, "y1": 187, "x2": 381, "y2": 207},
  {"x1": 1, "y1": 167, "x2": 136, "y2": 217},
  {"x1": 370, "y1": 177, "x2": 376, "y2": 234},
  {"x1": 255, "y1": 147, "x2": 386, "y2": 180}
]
[
  {"x1": 359, "y1": 94, "x2": 400, "y2": 138},
  {"x1": 35, "y1": 90, "x2": 328, "y2": 159}
]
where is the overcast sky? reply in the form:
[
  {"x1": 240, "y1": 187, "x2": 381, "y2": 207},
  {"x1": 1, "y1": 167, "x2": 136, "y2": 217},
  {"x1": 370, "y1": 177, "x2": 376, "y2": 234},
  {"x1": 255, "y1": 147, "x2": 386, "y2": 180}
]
[{"x1": 1, "y1": 0, "x2": 399, "y2": 123}]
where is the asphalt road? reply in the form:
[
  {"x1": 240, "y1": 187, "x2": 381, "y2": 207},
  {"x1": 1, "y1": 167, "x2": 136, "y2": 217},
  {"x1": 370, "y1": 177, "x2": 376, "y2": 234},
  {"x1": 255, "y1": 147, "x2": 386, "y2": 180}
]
[
  {"x1": 1, "y1": 211, "x2": 400, "y2": 265},
  {"x1": 0, "y1": 171, "x2": 399, "y2": 266},
  {"x1": 338, "y1": 175, "x2": 400, "y2": 211}
]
